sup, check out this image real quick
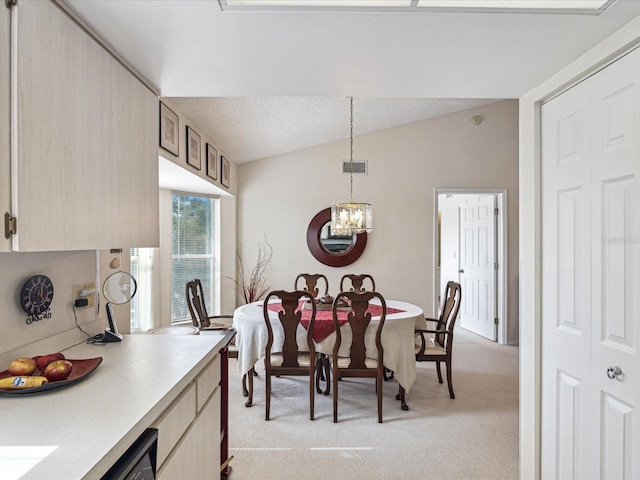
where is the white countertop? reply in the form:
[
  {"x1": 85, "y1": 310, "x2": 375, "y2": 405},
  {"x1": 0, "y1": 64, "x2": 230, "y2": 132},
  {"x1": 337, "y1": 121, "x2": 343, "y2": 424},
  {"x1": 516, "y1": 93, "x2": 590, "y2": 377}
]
[{"x1": 0, "y1": 333, "x2": 229, "y2": 480}]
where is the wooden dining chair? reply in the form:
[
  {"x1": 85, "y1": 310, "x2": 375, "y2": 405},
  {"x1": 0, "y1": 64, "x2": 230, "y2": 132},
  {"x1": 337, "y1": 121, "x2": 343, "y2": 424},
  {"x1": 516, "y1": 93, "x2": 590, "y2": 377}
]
[
  {"x1": 186, "y1": 278, "x2": 230, "y2": 329},
  {"x1": 339, "y1": 274, "x2": 396, "y2": 382},
  {"x1": 340, "y1": 273, "x2": 376, "y2": 293},
  {"x1": 294, "y1": 273, "x2": 332, "y2": 395},
  {"x1": 331, "y1": 290, "x2": 387, "y2": 423},
  {"x1": 414, "y1": 280, "x2": 462, "y2": 399},
  {"x1": 263, "y1": 289, "x2": 318, "y2": 420},
  {"x1": 186, "y1": 278, "x2": 255, "y2": 401},
  {"x1": 294, "y1": 273, "x2": 329, "y2": 298}
]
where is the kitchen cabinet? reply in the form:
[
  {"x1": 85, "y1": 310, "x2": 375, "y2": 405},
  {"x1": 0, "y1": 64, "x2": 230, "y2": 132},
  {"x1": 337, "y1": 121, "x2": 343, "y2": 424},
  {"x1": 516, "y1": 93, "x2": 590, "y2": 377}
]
[
  {"x1": 5, "y1": 0, "x2": 159, "y2": 251},
  {"x1": 1, "y1": 5, "x2": 10, "y2": 252},
  {"x1": 158, "y1": 356, "x2": 222, "y2": 480}
]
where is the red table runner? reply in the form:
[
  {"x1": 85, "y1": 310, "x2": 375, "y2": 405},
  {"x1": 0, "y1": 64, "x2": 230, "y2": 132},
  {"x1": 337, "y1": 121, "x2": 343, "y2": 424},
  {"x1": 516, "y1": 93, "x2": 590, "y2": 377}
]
[{"x1": 260, "y1": 301, "x2": 405, "y2": 343}]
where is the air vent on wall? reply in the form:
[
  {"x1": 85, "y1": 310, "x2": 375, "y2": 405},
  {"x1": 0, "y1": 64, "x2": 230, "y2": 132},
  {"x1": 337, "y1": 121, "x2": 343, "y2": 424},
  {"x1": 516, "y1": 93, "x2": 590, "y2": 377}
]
[{"x1": 342, "y1": 160, "x2": 368, "y2": 175}]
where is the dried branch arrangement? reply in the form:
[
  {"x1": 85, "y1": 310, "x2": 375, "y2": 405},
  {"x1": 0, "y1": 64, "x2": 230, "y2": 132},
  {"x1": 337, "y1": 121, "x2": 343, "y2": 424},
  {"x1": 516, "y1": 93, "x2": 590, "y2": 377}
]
[{"x1": 233, "y1": 238, "x2": 273, "y2": 304}]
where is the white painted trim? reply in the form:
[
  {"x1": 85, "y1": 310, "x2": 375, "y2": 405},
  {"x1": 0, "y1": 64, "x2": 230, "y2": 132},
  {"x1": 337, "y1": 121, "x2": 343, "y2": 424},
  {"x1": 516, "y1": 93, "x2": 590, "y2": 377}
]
[
  {"x1": 433, "y1": 187, "x2": 508, "y2": 345},
  {"x1": 518, "y1": 14, "x2": 640, "y2": 480}
]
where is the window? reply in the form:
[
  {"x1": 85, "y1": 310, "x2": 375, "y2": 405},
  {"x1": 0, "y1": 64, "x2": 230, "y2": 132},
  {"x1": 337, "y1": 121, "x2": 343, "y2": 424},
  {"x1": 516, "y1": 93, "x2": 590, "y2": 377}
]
[
  {"x1": 130, "y1": 247, "x2": 155, "y2": 332},
  {"x1": 171, "y1": 193, "x2": 217, "y2": 324}
]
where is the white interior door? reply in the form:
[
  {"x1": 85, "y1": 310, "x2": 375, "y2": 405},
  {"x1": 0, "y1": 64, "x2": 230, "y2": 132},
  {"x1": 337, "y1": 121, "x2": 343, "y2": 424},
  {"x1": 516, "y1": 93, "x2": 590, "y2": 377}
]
[
  {"x1": 439, "y1": 195, "x2": 462, "y2": 305},
  {"x1": 459, "y1": 195, "x2": 497, "y2": 341},
  {"x1": 541, "y1": 46, "x2": 640, "y2": 478}
]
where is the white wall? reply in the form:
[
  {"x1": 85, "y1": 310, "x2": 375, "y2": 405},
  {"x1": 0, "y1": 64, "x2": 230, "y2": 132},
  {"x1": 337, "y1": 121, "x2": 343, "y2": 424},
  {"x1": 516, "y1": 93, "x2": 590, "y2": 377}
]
[
  {"x1": 0, "y1": 250, "x2": 101, "y2": 361},
  {"x1": 238, "y1": 100, "x2": 520, "y2": 342},
  {"x1": 518, "y1": 16, "x2": 640, "y2": 480}
]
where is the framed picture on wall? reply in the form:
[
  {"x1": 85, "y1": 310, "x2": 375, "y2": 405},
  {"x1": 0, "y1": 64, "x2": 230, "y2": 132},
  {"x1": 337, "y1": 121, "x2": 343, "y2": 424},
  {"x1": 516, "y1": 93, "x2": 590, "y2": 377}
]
[
  {"x1": 159, "y1": 102, "x2": 179, "y2": 156},
  {"x1": 221, "y1": 155, "x2": 230, "y2": 188},
  {"x1": 186, "y1": 126, "x2": 201, "y2": 170},
  {"x1": 206, "y1": 143, "x2": 218, "y2": 180}
]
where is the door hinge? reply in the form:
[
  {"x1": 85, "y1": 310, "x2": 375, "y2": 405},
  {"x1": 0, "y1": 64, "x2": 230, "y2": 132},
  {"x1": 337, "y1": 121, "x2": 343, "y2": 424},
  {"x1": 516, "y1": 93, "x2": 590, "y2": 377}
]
[
  {"x1": 4, "y1": 213, "x2": 16, "y2": 239},
  {"x1": 494, "y1": 317, "x2": 499, "y2": 325},
  {"x1": 5, "y1": 0, "x2": 17, "y2": 10},
  {"x1": 494, "y1": 207, "x2": 499, "y2": 215},
  {"x1": 495, "y1": 262, "x2": 499, "y2": 270}
]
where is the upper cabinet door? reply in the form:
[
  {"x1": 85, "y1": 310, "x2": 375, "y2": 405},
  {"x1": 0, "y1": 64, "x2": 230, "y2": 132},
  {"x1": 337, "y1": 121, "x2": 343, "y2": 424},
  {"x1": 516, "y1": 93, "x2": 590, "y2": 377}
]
[
  {"x1": 0, "y1": 6, "x2": 10, "y2": 252},
  {"x1": 10, "y1": 0, "x2": 159, "y2": 251}
]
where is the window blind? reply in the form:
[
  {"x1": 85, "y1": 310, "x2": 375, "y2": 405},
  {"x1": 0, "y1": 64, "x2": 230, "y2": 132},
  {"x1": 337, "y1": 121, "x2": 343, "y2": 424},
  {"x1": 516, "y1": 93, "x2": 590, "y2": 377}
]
[{"x1": 171, "y1": 194, "x2": 216, "y2": 323}]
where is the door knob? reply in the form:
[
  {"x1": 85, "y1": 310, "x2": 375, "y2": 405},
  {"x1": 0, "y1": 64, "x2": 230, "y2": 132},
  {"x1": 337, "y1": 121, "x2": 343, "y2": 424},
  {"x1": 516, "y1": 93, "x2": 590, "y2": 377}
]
[
  {"x1": 459, "y1": 269, "x2": 464, "y2": 274},
  {"x1": 607, "y1": 366, "x2": 622, "y2": 379}
]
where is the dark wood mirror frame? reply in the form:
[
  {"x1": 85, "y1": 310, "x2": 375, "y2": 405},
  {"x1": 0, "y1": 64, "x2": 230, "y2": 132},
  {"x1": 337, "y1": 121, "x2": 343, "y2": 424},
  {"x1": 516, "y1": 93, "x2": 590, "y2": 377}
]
[{"x1": 306, "y1": 208, "x2": 367, "y2": 267}]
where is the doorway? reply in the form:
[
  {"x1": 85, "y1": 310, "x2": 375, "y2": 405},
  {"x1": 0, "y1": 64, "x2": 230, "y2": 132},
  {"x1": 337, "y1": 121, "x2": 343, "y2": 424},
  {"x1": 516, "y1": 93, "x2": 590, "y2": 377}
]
[{"x1": 434, "y1": 188, "x2": 508, "y2": 344}]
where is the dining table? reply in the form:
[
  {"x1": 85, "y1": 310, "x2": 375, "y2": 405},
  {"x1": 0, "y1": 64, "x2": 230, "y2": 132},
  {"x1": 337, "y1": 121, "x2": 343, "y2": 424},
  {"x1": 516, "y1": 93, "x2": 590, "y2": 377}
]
[{"x1": 232, "y1": 297, "x2": 425, "y2": 408}]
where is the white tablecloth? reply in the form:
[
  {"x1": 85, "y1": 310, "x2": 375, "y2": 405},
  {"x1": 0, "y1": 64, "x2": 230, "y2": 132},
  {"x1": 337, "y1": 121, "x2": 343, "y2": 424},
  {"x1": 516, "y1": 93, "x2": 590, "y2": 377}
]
[{"x1": 232, "y1": 299, "x2": 425, "y2": 392}]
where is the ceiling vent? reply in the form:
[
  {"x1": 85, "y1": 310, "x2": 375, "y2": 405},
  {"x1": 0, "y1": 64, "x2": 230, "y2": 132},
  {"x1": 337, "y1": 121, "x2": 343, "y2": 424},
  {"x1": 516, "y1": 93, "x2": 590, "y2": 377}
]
[{"x1": 342, "y1": 160, "x2": 367, "y2": 175}]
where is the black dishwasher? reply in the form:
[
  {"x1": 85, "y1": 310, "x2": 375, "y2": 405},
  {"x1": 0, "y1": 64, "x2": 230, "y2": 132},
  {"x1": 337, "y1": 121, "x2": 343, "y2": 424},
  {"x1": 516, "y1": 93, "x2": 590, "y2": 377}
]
[{"x1": 101, "y1": 428, "x2": 158, "y2": 480}]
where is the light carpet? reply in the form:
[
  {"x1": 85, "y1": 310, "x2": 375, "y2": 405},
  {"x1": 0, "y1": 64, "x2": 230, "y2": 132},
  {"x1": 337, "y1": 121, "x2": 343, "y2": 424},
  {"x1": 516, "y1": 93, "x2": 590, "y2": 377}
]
[{"x1": 227, "y1": 328, "x2": 519, "y2": 480}]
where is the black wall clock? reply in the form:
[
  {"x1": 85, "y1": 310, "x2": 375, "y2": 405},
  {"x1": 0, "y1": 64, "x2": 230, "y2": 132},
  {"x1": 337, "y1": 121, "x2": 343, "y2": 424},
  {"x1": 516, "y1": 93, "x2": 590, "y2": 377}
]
[{"x1": 20, "y1": 274, "x2": 54, "y2": 324}]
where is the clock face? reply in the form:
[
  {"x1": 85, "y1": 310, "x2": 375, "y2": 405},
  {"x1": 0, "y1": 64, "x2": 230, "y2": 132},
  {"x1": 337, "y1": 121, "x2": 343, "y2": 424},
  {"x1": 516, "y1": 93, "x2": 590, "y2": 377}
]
[{"x1": 20, "y1": 275, "x2": 54, "y2": 316}]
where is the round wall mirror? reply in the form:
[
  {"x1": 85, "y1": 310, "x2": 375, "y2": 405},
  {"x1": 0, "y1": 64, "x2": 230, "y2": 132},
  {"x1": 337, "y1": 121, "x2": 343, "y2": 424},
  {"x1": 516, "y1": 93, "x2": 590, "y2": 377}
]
[
  {"x1": 319, "y1": 222, "x2": 355, "y2": 254},
  {"x1": 306, "y1": 208, "x2": 367, "y2": 267}
]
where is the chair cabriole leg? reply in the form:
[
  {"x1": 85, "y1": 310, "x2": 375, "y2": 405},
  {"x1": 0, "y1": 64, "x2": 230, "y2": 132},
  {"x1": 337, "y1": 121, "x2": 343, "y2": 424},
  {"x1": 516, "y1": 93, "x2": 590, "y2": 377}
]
[
  {"x1": 242, "y1": 373, "x2": 248, "y2": 397},
  {"x1": 323, "y1": 356, "x2": 331, "y2": 395},
  {"x1": 377, "y1": 374, "x2": 383, "y2": 423},
  {"x1": 265, "y1": 372, "x2": 271, "y2": 420},
  {"x1": 396, "y1": 385, "x2": 408, "y2": 410},
  {"x1": 310, "y1": 364, "x2": 315, "y2": 420},
  {"x1": 332, "y1": 365, "x2": 339, "y2": 423},
  {"x1": 245, "y1": 368, "x2": 254, "y2": 407},
  {"x1": 446, "y1": 358, "x2": 455, "y2": 399}
]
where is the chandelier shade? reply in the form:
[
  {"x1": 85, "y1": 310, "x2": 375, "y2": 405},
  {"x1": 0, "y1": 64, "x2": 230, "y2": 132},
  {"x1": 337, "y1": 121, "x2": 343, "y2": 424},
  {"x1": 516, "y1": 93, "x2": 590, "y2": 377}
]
[
  {"x1": 330, "y1": 97, "x2": 373, "y2": 234},
  {"x1": 331, "y1": 200, "x2": 373, "y2": 235}
]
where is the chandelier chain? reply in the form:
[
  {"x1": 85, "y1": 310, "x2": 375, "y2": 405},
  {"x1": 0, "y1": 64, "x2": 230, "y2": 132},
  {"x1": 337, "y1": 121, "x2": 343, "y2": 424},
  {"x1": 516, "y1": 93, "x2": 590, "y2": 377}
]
[
  {"x1": 349, "y1": 96, "x2": 354, "y2": 203},
  {"x1": 330, "y1": 96, "x2": 372, "y2": 234}
]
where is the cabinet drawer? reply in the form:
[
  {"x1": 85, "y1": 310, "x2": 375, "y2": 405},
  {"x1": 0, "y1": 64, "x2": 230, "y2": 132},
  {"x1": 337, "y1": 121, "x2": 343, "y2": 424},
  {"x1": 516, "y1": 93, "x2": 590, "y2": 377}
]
[
  {"x1": 196, "y1": 355, "x2": 221, "y2": 412},
  {"x1": 154, "y1": 383, "x2": 196, "y2": 468}
]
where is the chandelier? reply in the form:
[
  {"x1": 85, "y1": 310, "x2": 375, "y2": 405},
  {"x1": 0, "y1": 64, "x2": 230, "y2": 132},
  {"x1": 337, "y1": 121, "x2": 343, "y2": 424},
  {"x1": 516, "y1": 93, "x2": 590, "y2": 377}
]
[{"x1": 331, "y1": 97, "x2": 373, "y2": 235}]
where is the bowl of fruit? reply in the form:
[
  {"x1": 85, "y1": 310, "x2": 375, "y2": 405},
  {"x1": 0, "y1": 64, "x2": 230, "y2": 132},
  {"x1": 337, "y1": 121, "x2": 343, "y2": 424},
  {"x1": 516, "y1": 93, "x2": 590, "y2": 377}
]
[{"x1": 0, "y1": 352, "x2": 102, "y2": 395}]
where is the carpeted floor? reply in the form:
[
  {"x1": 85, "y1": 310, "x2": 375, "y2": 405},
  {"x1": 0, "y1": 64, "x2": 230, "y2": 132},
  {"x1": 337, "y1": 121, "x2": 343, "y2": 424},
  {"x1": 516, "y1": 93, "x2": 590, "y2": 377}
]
[{"x1": 227, "y1": 328, "x2": 519, "y2": 480}]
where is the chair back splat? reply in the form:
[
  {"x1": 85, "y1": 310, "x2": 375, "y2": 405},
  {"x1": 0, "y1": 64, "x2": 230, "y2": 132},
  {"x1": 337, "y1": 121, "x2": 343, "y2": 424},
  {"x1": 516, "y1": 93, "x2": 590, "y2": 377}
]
[
  {"x1": 332, "y1": 290, "x2": 386, "y2": 423},
  {"x1": 339, "y1": 273, "x2": 376, "y2": 293},
  {"x1": 186, "y1": 278, "x2": 211, "y2": 328},
  {"x1": 294, "y1": 273, "x2": 329, "y2": 298},
  {"x1": 186, "y1": 278, "x2": 233, "y2": 330},
  {"x1": 414, "y1": 281, "x2": 462, "y2": 399},
  {"x1": 263, "y1": 290, "x2": 318, "y2": 420}
]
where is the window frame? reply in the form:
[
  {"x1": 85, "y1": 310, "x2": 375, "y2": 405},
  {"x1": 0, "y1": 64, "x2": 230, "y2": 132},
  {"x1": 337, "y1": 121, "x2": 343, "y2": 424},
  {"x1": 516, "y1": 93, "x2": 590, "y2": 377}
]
[{"x1": 170, "y1": 191, "x2": 220, "y2": 325}]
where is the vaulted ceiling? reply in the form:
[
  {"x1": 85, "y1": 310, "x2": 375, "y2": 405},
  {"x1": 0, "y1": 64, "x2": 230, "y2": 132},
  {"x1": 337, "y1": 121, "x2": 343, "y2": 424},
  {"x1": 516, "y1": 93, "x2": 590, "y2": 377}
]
[{"x1": 67, "y1": 0, "x2": 640, "y2": 163}]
